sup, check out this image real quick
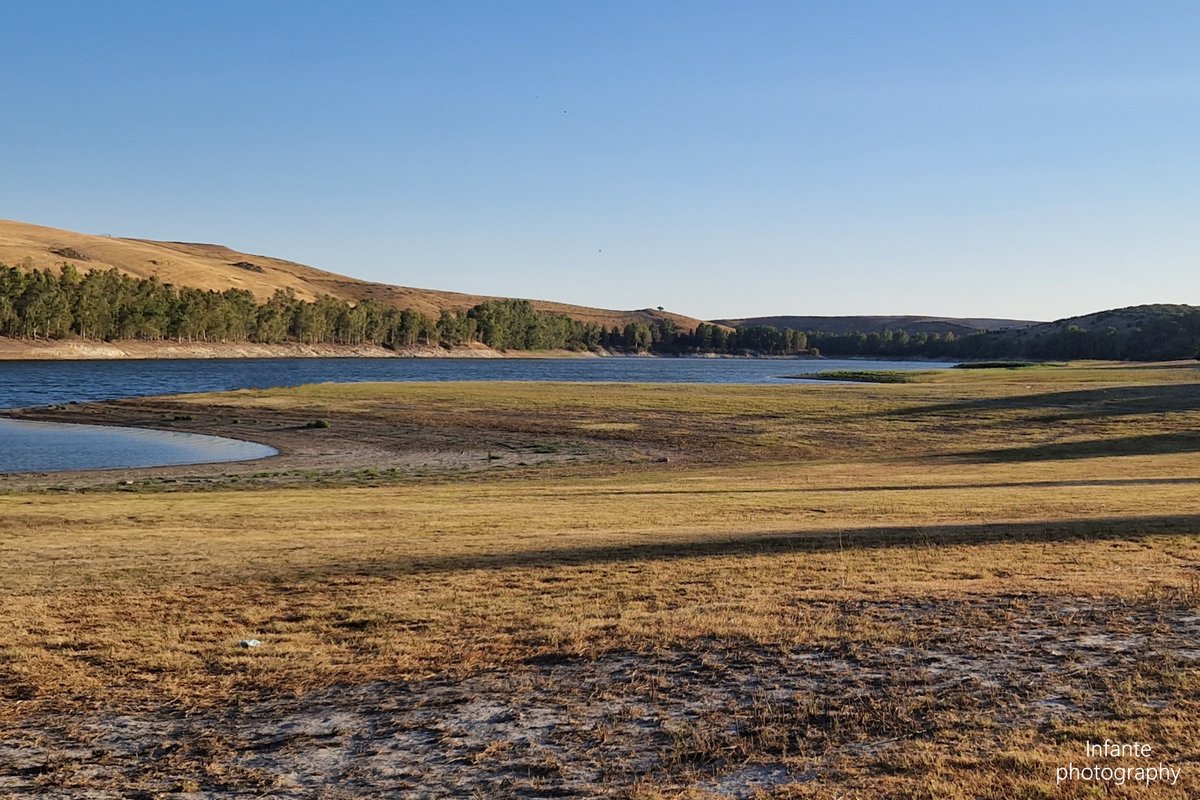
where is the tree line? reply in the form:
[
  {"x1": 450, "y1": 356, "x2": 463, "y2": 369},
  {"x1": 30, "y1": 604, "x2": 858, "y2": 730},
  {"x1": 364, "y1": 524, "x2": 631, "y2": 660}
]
[
  {"x1": 9, "y1": 261, "x2": 1192, "y2": 360},
  {"x1": 0, "y1": 262, "x2": 812, "y2": 355}
]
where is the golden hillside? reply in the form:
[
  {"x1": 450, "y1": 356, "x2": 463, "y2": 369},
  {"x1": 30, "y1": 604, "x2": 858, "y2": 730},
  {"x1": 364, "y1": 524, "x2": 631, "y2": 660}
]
[{"x1": 0, "y1": 219, "x2": 706, "y2": 331}]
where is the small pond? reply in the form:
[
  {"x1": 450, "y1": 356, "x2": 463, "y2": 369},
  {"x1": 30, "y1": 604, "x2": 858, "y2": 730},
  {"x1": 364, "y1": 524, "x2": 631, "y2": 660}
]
[{"x1": 0, "y1": 417, "x2": 278, "y2": 474}]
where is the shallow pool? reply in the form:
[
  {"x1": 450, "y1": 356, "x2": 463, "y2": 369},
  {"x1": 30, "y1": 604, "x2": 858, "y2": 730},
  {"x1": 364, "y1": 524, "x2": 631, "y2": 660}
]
[{"x1": 0, "y1": 417, "x2": 277, "y2": 474}]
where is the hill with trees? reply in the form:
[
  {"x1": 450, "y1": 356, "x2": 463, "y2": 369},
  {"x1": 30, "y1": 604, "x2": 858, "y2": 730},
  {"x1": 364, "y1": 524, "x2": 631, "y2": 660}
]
[
  {"x1": 0, "y1": 261, "x2": 810, "y2": 356},
  {"x1": 4, "y1": 220, "x2": 1198, "y2": 362},
  {"x1": 719, "y1": 314, "x2": 1038, "y2": 336},
  {"x1": 0, "y1": 219, "x2": 703, "y2": 333},
  {"x1": 796, "y1": 305, "x2": 1200, "y2": 361}
]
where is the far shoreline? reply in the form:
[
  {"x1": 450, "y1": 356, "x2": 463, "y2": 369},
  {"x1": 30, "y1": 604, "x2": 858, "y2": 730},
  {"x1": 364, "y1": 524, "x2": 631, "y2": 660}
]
[
  {"x1": 0, "y1": 337, "x2": 1055, "y2": 364},
  {"x1": 0, "y1": 336, "x2": 828, "y2": 362},
  {"x1": 0, "y1": 337, "x2": 593, "y2": 361}
]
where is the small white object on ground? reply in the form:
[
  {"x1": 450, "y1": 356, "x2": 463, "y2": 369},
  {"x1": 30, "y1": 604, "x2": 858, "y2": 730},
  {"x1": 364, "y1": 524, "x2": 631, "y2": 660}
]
[{"x1": 240, "y1": 639, "x2": 262, "y2": 648}]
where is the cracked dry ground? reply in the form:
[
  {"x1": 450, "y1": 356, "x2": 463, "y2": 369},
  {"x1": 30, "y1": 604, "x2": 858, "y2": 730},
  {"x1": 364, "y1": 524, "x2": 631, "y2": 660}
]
[{"x1": 5, "y1": 595, "x2": 1200, "y2": 798}]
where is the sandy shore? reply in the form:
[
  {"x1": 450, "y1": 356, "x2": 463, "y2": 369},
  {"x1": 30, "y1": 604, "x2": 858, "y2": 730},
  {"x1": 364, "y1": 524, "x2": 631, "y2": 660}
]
[
  {"x1": 0, "y1": 337, "x2": 604, "y2": 360},
  {"x1": 0, "y1": 392, "x2": 642, "y2": 491}
]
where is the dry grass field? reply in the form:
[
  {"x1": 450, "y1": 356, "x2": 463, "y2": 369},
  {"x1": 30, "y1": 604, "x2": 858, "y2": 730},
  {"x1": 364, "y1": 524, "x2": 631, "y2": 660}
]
[
  {"x1": 3, "y1": 362, "x2": 1200, "y2": 797},
  {"x1": 0, "y1": 219, "x2": 704, "y2": 330}
]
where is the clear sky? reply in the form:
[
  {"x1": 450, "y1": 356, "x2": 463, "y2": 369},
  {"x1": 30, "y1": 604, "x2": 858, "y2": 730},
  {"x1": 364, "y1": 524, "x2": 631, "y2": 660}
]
[{"x1": 2, "y1": 1, "x2": 1197, "y2": 321}]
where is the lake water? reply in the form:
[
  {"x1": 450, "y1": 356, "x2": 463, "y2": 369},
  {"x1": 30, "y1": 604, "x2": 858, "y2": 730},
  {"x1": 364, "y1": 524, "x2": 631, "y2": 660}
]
[
  {"x1": 0, "y1": 356, "x2": 951, "y2": 474},
  {"x1": 0, "y1": 417, "x2": 278, "y2": 474},
  {"x1": 0, "y1": 356, "x2": 951, "y2": 410}
]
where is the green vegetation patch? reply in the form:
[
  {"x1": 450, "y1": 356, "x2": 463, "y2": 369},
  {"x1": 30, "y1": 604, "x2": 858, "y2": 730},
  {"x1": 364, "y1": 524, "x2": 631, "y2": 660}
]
[
  {"x1": 801, "y1": 370, "x2": 927, "y2": 383},
  {"x1": 953, "y1": 361, "x2": 1038, "y2": 369},
  {"x1": 0, "y1": 261, "x2": 812, "y2": 357}
]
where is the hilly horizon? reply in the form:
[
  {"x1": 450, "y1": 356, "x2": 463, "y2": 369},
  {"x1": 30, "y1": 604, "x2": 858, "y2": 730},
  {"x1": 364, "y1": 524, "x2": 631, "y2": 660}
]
[
  {"x1": 3, "y1": 220, "x2": 1197, "y2": 354},
  {"x1": 718, "y1": 314, "x2": 1042, "y2": 337},
  {"x1": 0, "y1": 219, "x2": 705, "y2": 333}
]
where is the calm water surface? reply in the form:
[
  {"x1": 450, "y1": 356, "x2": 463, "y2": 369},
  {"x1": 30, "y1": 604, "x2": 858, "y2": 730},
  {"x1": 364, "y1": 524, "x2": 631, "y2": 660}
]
[
  {"x1": 0, "y1": 357, "x2": 952, "y2": 473},
  {"x1": 0, "y1": 417, "x2": 277, "y2": 474},
  {"x1": 0, "y1": 356, "x2": 952, "y2": 410}
]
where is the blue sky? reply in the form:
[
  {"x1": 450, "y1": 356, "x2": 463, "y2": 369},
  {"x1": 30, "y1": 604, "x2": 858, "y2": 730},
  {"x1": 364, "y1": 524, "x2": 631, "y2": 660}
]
[{"x1": 2, "y1": 1, "x2": 1197, "y2": 321}]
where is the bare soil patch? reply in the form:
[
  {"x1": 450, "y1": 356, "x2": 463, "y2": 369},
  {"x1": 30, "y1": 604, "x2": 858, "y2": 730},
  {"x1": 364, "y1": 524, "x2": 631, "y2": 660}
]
[
  {"x1": 0, "y1": 395, "x2": 639, "y2": 491},
  {"x1": 3, "y1": 596, "x2": 1197, "y2": 797}
]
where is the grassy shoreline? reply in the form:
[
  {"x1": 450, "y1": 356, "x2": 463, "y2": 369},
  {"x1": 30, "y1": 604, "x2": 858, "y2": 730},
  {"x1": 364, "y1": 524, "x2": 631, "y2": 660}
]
[{"x1": 3, "y1": 362, "x2": 1200, "y2": 796}]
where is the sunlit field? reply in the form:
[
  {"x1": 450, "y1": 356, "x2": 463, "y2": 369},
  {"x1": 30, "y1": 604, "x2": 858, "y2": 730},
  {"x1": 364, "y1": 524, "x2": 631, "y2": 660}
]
[{"x1": 3, "y1": 362, "x2": 1200, "y2": 797}]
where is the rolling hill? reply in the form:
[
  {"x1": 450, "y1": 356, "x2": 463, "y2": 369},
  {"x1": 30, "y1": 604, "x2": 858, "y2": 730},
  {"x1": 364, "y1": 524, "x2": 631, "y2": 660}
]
[
  {"x1": 994, "y1": 304, "x2": 1199, "y2": 340},
  {"x1": 789, "y1": 304, "x2": 1200, "y2": 361},
  {"x1": 965, "y1": 304, "x2": 1200, "y2": 359},
  {"x1": 0, "y1": 219, "x2": 705, "y2": 332},
  {"x1": 717, "y1": 314, "x2": 1040, "y2": 336},
  {"x1": 6, "y1": 219, "x2": 1195, "y2": 362}
]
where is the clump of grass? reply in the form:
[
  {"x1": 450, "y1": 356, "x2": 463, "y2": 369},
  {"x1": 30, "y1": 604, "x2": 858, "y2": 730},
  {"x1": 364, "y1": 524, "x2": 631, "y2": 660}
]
[
  {"x1": 803, "y1": 370, "x2": 922, "y2": 383},
  {"x1": 953, "y1": 361, "x2": 1038, "y2": 369},
  {"x1": 302, "y1": 419, "x2": 330, "y2": 429}
]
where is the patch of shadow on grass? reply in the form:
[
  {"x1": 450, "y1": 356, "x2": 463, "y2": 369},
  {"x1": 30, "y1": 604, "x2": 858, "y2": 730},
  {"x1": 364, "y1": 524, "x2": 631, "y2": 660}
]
[
  {"x1": 277, "y1": 513, "x2": 1200, "y2": 580},
  {"x1": 580, "y1": 475, "x2": 1200, "y2": 498},
  {"x1": 941, "y1": 431, "x2": 1200, "y2": 463},
  {"x1": 876, "y1": 384, "x2": 1200, "y2": 421}
]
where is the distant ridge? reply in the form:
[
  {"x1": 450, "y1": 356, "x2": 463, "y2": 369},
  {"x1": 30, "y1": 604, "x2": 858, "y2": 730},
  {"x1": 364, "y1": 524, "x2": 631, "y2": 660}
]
[
  {"x1": 793, "y1": 304, "x2": 1200, "y2": 361},
  {"x1": 980, "y1": 304, "x2": 1200, "y2": 347},
  {"x1": 716, "y1": 315, "x2": 1040, "y2": 336},
  {"x1": 1003, "y1": 304, "x2": 1197, "y2": 337},
  {"x1": 0, "y1": 219, "x2": 706, "y2": 332}
]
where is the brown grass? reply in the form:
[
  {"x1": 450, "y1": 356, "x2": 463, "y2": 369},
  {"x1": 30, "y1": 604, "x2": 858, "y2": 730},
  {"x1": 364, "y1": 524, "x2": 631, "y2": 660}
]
[
  {"x1": 2, "y1": 361, "x2": 1200, "y2": 796},
  {"x1": 0, "y1": 218, "x2": 707, "y2": 329}
]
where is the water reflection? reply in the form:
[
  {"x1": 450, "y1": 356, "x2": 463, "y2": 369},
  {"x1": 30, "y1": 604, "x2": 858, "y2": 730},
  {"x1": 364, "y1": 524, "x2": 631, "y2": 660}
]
[{"x1": 0, "y1": 418, "x2": 277, "y2": 474}]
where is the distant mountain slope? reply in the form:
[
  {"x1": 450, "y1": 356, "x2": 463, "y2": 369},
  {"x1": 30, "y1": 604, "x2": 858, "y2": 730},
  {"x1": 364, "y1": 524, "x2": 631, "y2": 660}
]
[
  {"x1": 798, "y1": 304, "x2": 1200, "y2": 361},
  {"x1": 716, "y1": 314, "x2": 1040, "y2": 335},
  {"x1": 976, "y1": 304, "x2": 1200, "y2": 355},
  {"x1": 1000, "y1": 304, "x2": 1198, "y2": 340},
  {"x1": 0, "y1": 219, "x2": 704, "y2": 331}
]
